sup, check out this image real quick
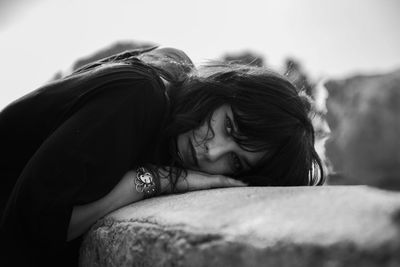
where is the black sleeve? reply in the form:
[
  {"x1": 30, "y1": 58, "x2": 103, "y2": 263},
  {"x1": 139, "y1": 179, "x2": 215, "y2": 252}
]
[{"x1": 0, "y1": 77, "x2": 167, "y2": 265}]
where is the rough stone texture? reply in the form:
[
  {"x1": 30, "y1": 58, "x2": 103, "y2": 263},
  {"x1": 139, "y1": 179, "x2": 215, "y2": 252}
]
[
  {"x1": 80, "y1": 186, "x2": 400, "y2": 267},
  {"x1": 324, "y1": 70, "x2": 400, "y2": 189}
]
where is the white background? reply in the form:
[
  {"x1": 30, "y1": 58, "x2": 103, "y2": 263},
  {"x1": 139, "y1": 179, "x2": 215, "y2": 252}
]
[{"x1": 1, "y1": 0, "x2": 399, "y2": 110}]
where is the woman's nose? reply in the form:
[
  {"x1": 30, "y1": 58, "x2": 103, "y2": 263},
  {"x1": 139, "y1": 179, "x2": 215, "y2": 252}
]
[{"x1": 205, "y1": 138, "x2": 236, "y2": 162}]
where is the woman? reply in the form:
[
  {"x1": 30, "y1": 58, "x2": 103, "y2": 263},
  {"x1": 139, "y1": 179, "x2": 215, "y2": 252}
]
[{"x1": 0, "y1": 47, "x2": 323, "y2": 266}]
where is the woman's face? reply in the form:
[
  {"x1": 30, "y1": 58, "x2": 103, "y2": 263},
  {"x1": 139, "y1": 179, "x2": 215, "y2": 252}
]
[{"x1": 177, "y1": 105, "x2": 265, "y2": 175}]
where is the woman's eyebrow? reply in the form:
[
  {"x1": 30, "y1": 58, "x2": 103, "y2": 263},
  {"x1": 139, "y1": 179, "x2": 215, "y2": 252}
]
[
  {"x1": 229, "y1": 109, "x2": 254, "y2": 170},
  {"x1": 229, "y1": 111, "x2": 253, "y2": 170},
  {"x1": 229, "y1": 110, "x2": 240, "y2": 132}
]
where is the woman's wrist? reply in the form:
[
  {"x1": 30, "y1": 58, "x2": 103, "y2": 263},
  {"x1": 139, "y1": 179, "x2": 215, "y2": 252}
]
[
  {"x1": 134, "y1": 166, "x2": 161, "y2": 198},
  {"x1": 105, "y1": 171, "x2": 144, "y2": 210}
]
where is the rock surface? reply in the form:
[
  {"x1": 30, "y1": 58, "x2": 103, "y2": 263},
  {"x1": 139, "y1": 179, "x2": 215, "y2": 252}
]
[
  {"x1": 80, "y1": 186, "x2": 400, "y2": 267},
  {"x1": 324, "y1": 70, "x2": 400, "y2": 189}
]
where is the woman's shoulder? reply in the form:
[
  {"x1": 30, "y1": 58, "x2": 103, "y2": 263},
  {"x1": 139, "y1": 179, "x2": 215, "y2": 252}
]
[
  {"x1": 67, "y1": 60, "x2": 166, "y2": 100},
  {"x1": 81, "y1": 60, "x2": 163, "y2": 82},
  {"x1": 70, "y1": 46, "x2": 195, "y2": 89}
]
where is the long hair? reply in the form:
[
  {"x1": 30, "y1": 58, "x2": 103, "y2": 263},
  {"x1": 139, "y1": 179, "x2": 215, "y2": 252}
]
[{"x1": 165, "y1": 63, "x2": 325, "y2": 186}]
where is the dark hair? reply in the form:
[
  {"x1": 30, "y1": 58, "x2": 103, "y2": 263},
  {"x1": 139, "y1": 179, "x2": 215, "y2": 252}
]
[{"x1": 165, "y1": 63, "x2": 324, "y2": 186}]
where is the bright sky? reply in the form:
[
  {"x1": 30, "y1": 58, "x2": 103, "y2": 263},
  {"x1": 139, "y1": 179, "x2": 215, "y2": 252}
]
[{"x1": 0, "y1": 0, "x2": 399, "y2": 110}]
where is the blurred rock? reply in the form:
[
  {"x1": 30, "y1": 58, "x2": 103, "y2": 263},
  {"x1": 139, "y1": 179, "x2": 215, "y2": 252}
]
[
  {"x1": 72, "y1": 41, "x2": 155, "y2": 71},
  {"x1": 325, "y1": 70, "x2": 400, "y2": 189},
  {"x1": 284, "y1": 58, "x2": 314, "y2": 97},
  {"x1": 80, "y1": 187, "x2": 400, "y2": 266},
  {"x1": 49, "y1": 41, "x2": 155, "y2": 81},
  {"x1": 222, "y1": 51, "x2": 265, "y2": 67}
]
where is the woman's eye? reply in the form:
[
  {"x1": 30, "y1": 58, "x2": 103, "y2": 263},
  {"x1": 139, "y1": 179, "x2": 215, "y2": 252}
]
[
  {"x1": 225, "y1": 115, "x2": 233, "y2": 134},
  {"x1": 231, "y1": 153, "x2": 243, "y2": 173}
]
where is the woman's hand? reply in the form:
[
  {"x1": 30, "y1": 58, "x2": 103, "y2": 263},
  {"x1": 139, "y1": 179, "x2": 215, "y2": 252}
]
[{"x1": 159, "y1": 168, "x2": 247, "y2": 194}]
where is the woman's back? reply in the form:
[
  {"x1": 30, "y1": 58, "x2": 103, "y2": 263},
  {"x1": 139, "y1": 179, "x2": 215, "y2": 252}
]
[
  {"x1": 0, "y1": 62, "x2": 172, "y2": 267},
  {"x1": 0, "y1": 60, "x2": 165, "y2": 213}
]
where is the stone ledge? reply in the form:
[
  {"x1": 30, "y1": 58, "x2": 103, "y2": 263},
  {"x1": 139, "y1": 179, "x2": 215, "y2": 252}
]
[{"x1": 80, "y1": 186, "x2": 400, "y2": 266}]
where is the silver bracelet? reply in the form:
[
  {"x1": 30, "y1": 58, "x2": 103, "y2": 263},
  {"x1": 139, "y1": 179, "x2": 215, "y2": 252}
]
[{"x1": 134, "y1": 167, "x2": 159, "y2": 198}]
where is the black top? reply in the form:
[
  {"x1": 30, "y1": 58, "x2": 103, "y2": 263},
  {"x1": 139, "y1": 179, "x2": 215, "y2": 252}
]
[{"x1": 0, "y1": 59, "x2": 170, "y2": 266}]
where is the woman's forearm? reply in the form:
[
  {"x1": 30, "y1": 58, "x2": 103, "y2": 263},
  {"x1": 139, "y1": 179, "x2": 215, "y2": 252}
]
[
  {"x1": 67, "y1": 171, "x2": 145, "y2": 241},
  {"x1": 66, "y1": 168, "x2": 242, "y2": 241}
]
